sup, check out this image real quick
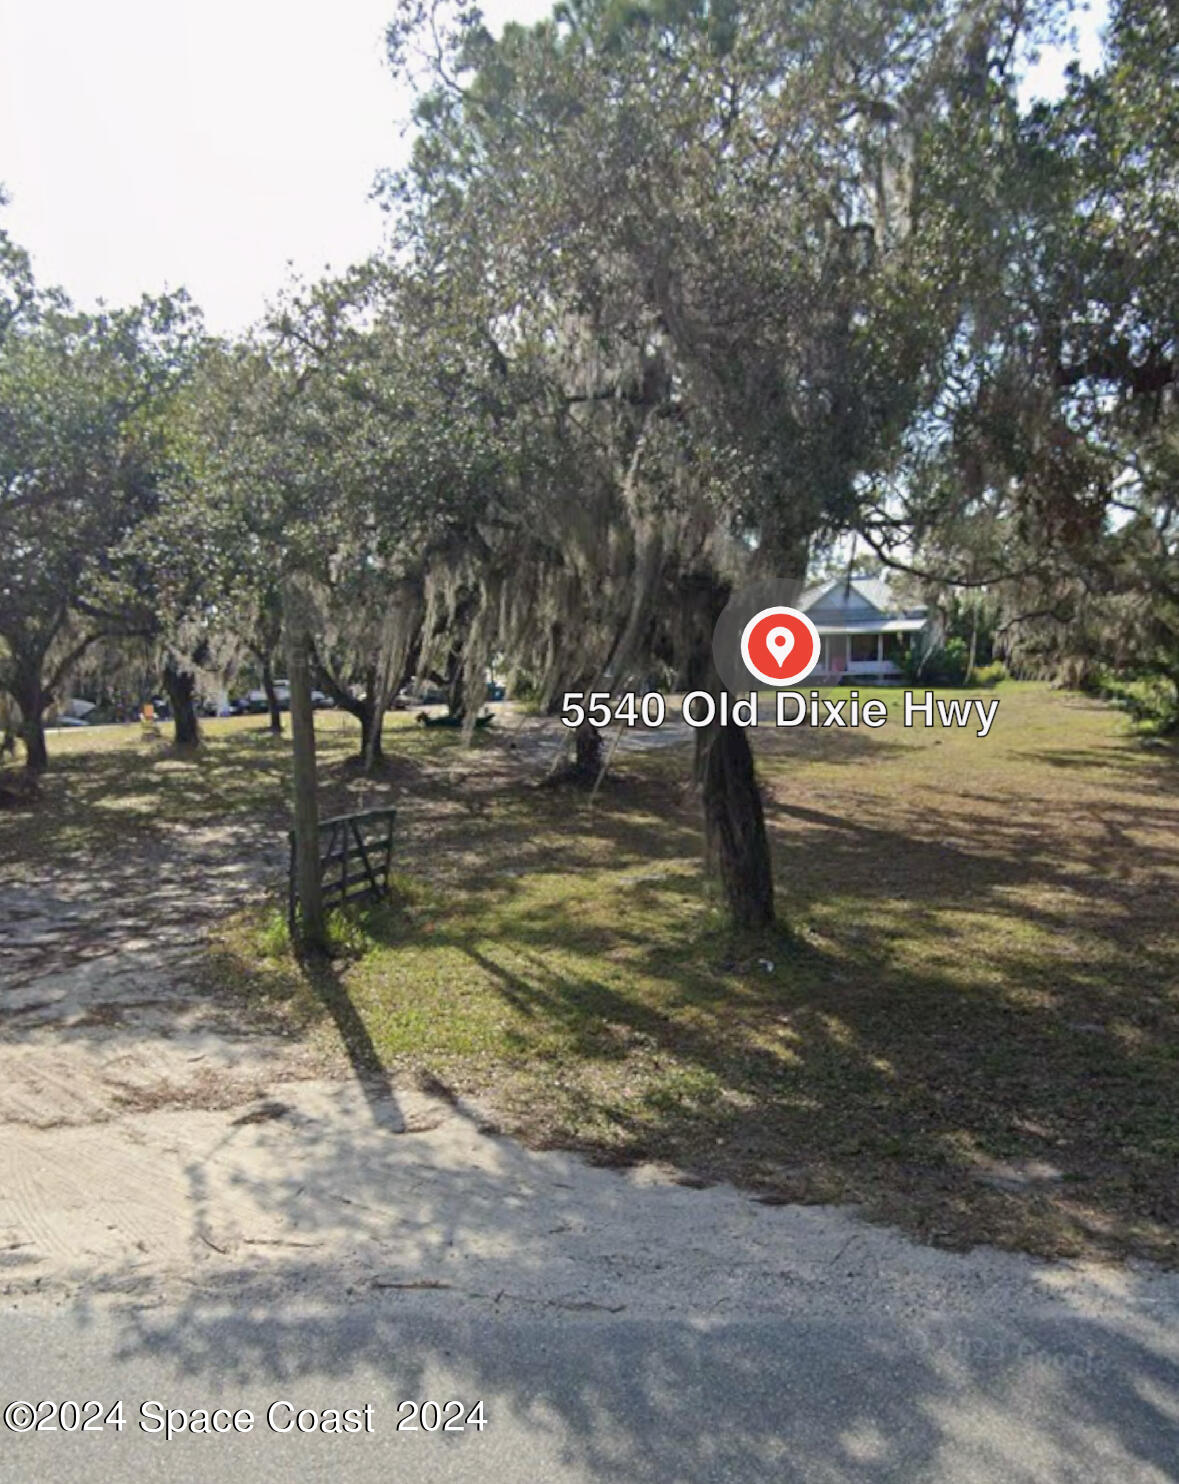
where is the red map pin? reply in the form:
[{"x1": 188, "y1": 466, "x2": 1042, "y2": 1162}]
[{"x1": 740, "y1": 606, "x2": 820, "y2": 686}]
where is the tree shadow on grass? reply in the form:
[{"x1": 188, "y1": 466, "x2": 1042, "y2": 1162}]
[
  {"x1": 315, "y1": 760, "x2": 1179, "y2": 1267},
  {"x1": 1014, "y1": 742, "x2": 1179, "y2": 780},
  {"x1": 0, "y1": 723, "x2": 437, "y2": 877},
  {"x1": 296, "y1": 945, "x2": 402, "y2": 1132}
]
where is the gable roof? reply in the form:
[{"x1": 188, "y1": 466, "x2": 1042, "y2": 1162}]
[{"x1": 800, "y1": 576, "x2": 926, "y2": 620}]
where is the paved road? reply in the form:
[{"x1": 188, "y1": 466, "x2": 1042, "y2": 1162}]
[
  {"x1": 1, "y1": 1029, "x2": 1176, "y2": 1484},
  {"x1": 1, "y1": 1290, "x2": 1177, "y2": 1483}
]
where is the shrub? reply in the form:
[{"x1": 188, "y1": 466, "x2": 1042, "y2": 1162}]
[
  {"x1": 257, "y1": 906, "x2": 292, "y2": 959},
  {"x1": 901, "y1": 644, "x2": 1005, "y2": 687},
  {"x1": 907, "y1": 637, "x2": 968, "y2": 685},
  {"x1": 1094, "y1": 673, "x2": 1179, "y2": 734}
]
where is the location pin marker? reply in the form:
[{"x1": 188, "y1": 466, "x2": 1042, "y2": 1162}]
[
  {"x1": 766, "y1": 626, "x2": 794, "y2": 670},
  {"x1": 738, "y1": 605, "x2": 820, "y2": 687}
]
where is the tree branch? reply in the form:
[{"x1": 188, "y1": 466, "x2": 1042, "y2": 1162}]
[{"x1": 857, "y1": 526, "x2": 1044, "y2": 589}]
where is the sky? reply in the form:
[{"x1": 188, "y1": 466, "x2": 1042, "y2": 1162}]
[
  {"x1": 0, "y1": 0, "x2": 553, "y2": 332},
  {"x1": 0, "y1": 0, "x2": 1107, "y2": 335}
]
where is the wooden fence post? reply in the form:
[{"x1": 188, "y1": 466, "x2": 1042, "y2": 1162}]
[{"x1": 283, "y1": 576, "x2": 328, "y2": 952}]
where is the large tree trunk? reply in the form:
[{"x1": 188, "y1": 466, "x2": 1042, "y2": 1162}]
[
  {"x1": 261, "y1": 652, "x2": 283, "y2": 735},
  {"x1": 695, "y1": 698, "x2": 775, "y2": 930},
  {"x1": 162, "y1": 661, "x2": 201, "y2": 749},
  {"x1": 21, "y1": 716, "x2": 48, "y2": 774},
  {"x1": 543, "y1": 714, "x2": 603, "y2": 787},
  {"x1": 446, "y1": 663, "x2": 466, "y2": 723},
  {"x1": 684, "y1": 574, "x2": 776, "y2": 931},
  {"x1": 359, "y1": 697, "x2": 385, "y2": 766},
  {"x1": 575, "y1": 720, "x2": 603, "y2": 778},
  {"x1": 309, "y1": 652, "x2": 380, "y2": 764},
  {"x1": 11, "y1": 661, "x2": 48, "y2": 773},
  {"x1": 363, "y1": 662, "x2": 400, "y2": 774}
]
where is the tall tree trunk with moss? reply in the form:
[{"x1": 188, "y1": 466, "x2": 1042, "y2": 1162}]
[
  {"x1": 359, "y1": 664, "x2": 386, "y2": 769},
  {"x1": 446, "y1": 653, "x2": 467, "y2": 723}
]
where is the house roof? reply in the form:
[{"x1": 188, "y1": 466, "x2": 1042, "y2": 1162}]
[{"x1": 801, "y1": 575, "x2": 926, "y2": 621}]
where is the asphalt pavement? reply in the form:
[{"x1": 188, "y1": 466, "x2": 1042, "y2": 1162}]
[{"x1": 1, "y1": 1279, "x2": 1177, "y2": 1483}]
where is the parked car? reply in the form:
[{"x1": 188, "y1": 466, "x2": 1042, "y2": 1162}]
[
  {"x1": 400, "y1": 678, "x2": 448, "y2": 706},
  {"x1": 242, "y1": 689, "x2": 284, "y2": 714},
  {"x1": 236, "y1": 685, "x2": 328, "y2": 714}
]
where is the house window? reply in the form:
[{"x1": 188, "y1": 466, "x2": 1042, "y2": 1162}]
[
  {"x1": 849, "y1": 633, "x2": 879, "y2": 662},
  {"x1": 882, "y1": 632, "x2": 909, "y2": 663}
]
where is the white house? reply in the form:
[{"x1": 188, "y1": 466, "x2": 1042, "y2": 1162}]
[{"x1": 800, "y1": 576, "x2": 934, "y2": 682}]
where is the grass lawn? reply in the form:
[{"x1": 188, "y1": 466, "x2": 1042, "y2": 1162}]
[
  {"x1": 0, "y1": 709, "x2": 466, "y2": 868},
  {"x1": 5, "y1": 685, "x2": 1179, "y2": 1266}
]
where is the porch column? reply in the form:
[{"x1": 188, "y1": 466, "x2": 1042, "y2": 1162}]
[{"x1": 877, "y1": 633, "x2": 883, "y2": 669}]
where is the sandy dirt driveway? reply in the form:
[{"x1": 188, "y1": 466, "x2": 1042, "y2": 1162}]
[{"x1": 0, "y1": 714, "x2": 700, "y2": 1300}]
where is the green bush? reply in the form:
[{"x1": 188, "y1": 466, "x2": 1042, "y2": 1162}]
[
  {"x1": 906, "y1": 637, "x2": 968, "y2": 685},
  {"x1": 1094, "y1": 672, "x2": 1179, "y2": 734},
  {"x1": 902, "y1": 644, "x2": 1005, "y2": 687}
]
